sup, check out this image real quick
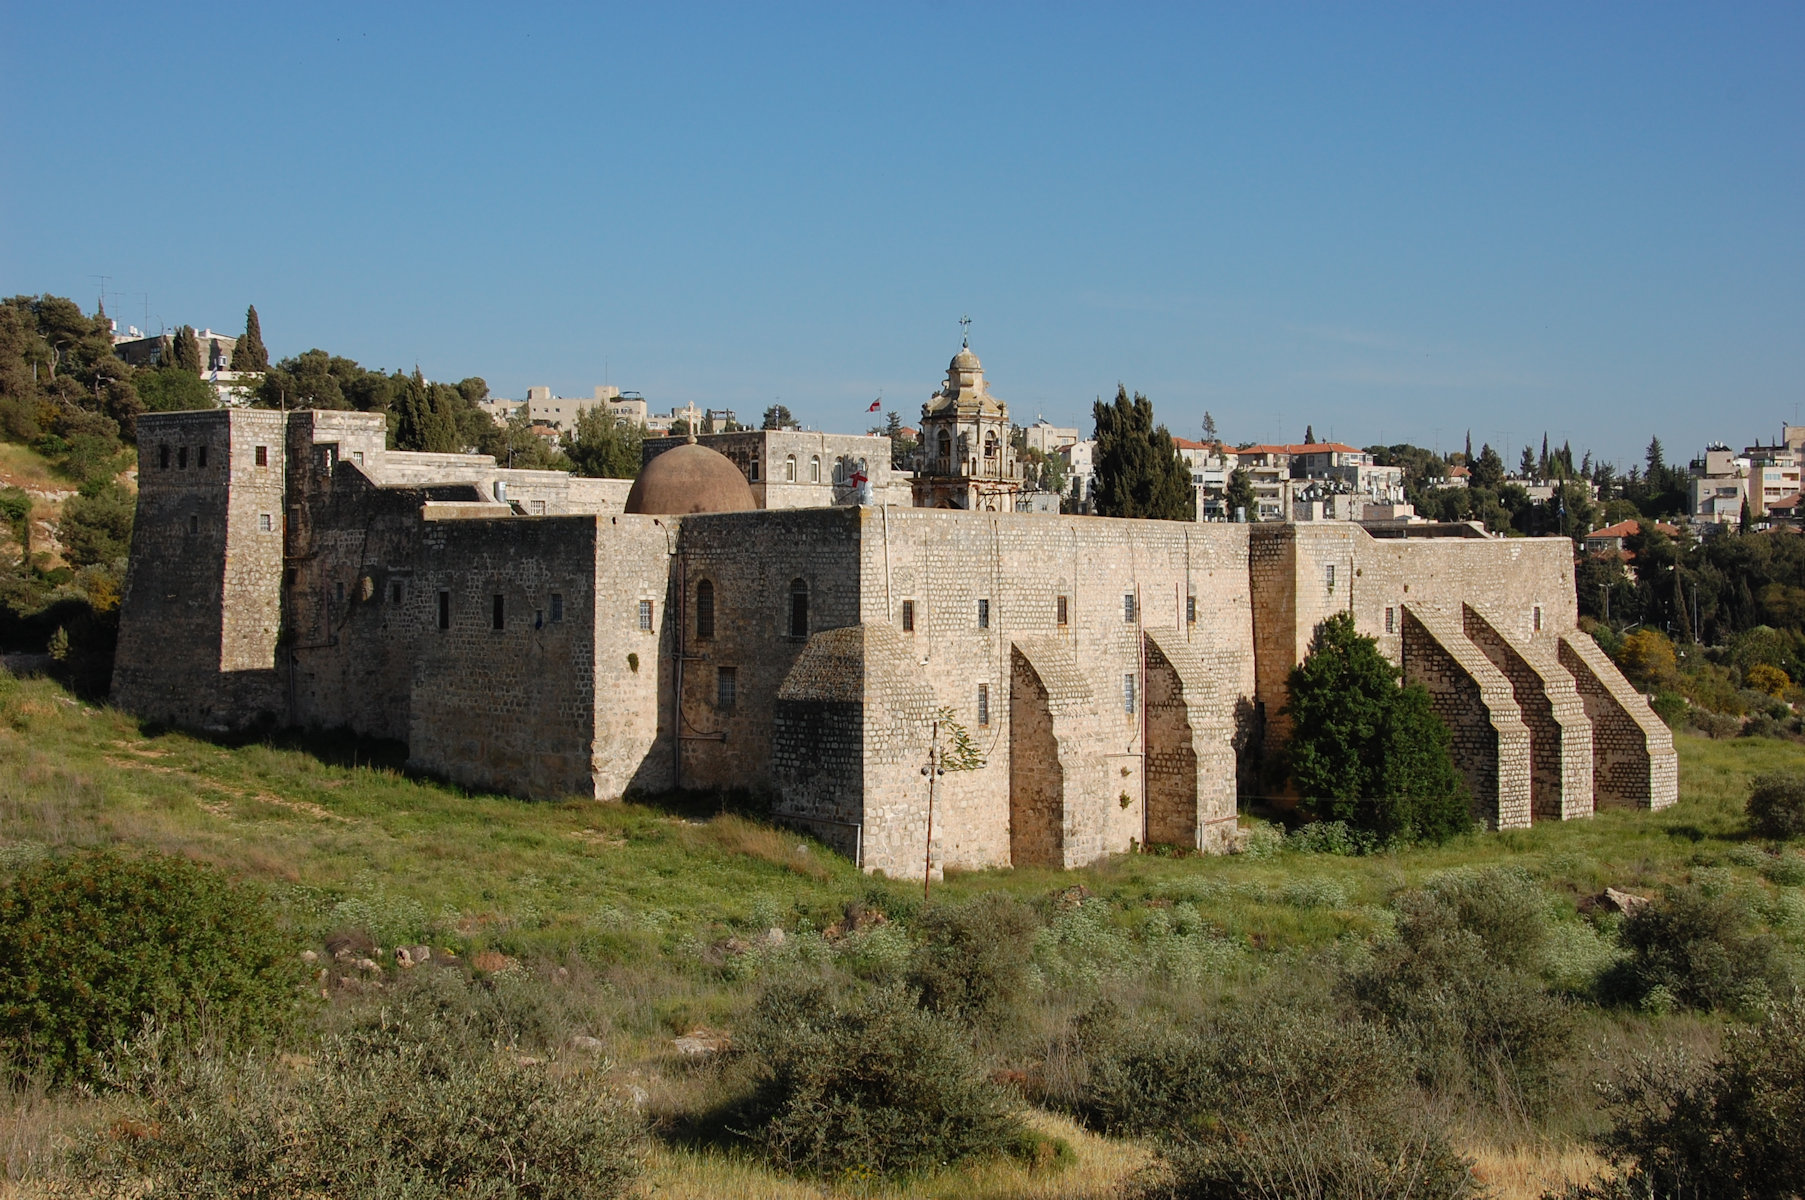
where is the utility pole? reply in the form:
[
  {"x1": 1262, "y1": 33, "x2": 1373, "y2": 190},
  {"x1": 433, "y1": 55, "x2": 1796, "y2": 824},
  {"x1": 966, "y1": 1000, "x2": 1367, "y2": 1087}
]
[{"x1": 921, "y1": 721, "x2": 944, "y2": 901}]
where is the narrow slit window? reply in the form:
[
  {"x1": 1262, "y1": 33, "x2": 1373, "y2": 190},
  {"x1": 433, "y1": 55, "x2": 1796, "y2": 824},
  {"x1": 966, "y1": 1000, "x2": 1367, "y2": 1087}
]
[
  {"x1": 789, "y1": 578, "x2": 808, "y2": 638},
  {"x1": 197, "y1": 445, "x2": 207, "y2": 468},
  {"x1": 1385, "y1": 606, "x2": 1396, "y2": 634},
  {"x1": 1186, "y1": 595, "x2": 1197, "y2": 624},
  {"x1": 392, "y1": 582, "x2": 403, "y2": 604},
  {"x1": 717, "y1": 666, "x2": 737, "y2": 709},
  {"x1": 160, "y1": 444, "x2": 171, "y2": 469},
  {"x1": 1123, "y1": 673, "x2": 1137, "y2": 715},
  {"x1": 178, "y1": 446, "x2": 188, "y2": 470},
  {"x1": 1326, "y1": 564, "x2": 1336, "y2": 594},
  {"x1": 187, "y1": 514, "x2": 199, "y2": 535},
  {"x1": 1533, "y1": 605, "x2": 1543, "y2": 632},
  {"x1": 1057, "y1": 595, "x2": 1068, "y2": 626},
  {"x1": 438, "y1": 591, "x2": 450, "y2": 629},
  {"x1": 901, "y1": 599, "x2": 915, "y2": 632},
  {"x1": 977, "y1": 683, "x2": 990, "y2": 726},
  {"x1": 638, "y1": 599, "x2": 653, "y2": 631},
  {"x1": 255, "y1": 445, "x2": 268, "y2": 467},
  {"x1": 492, "y1": 595, "x2": 505, "y2": 630},
  {"x1": 550, "y1": 593, "x2": 563, "y2": 622},
  {"x1": 785, "y1": 455, "x2": 796, "y2": 482},
  {"x1": 809, "y1": 455, "x2": 820, "y2": 483},
  {"x1": 977, "y1": 598, "x2": 990, "y2": 629},
  {"x1": 1123, "y1": 593, "x2": 1136, "y2": 623},
  {"x1": 335, "y1": 581, "x2": 345, "y2": 602},
  {"x1": 749, "y1": 457, "x2": 759, "y2": 482},
  {"x1": 695, "y1": 579, "x2": 715, "y2": 639}
]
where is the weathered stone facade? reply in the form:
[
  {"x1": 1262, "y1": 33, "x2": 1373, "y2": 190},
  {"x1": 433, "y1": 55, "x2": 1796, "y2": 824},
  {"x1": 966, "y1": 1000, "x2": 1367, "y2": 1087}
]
[{"x1": 114, "y1": 409, "x2": 1677, "y2": 879}]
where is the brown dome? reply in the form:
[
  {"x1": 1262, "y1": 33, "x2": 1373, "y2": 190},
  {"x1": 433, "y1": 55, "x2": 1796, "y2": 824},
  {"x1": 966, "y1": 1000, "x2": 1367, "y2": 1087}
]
[{"x1": 624, "y1": 443, "x2": 757, "y2": 516}]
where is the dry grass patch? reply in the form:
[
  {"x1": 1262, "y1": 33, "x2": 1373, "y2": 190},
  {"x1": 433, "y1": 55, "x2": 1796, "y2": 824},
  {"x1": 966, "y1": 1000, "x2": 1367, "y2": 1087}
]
[
  {"x1": 685, "y1": 813, "x2": 838, "y2": 881},
  {"x1": 1463, "y1": 1142, "x2": 1611, "y2": 1199}
]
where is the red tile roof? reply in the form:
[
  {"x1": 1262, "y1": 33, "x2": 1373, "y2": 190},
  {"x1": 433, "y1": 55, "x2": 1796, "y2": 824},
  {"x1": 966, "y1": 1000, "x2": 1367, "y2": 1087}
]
[
  {"x1": 1586, "y1": 519, "x2": 1680, "y2": 542},
  {"x1": 1235, "y1": 442, "x2": 1363, "y2": 456}
]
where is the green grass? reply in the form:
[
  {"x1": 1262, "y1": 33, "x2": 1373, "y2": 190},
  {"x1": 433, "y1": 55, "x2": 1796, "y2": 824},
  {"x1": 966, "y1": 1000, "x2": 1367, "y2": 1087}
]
[
  {"x1": 1, "y1": 670, "x2": 1801, "y2": 971},
  {"x1": 3, "y1": 670, "x2": 1803, "y2": 1199}
]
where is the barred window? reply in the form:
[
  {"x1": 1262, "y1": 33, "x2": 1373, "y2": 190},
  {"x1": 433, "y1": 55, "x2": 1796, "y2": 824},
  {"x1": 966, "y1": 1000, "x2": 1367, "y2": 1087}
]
[
  {"x1": 977, "y1": 598, "x2": 990, "y2": 629},
  {"x1": 638, "y1": 599, "x2": 654, "y2": 631},
  {"x1": 550, "y1": 593, "x2": 563, "y2": 622},
  {"x1": 1057, "y1": 595, "x2": 1068, "y2": 626},
  {"x1": 259, "y1": 513, "x2": 272, "y2": 532},
  {"x1": 696, "y1": 579, "x2": 715, "y2": 639},
  {"x1": 977, "y1": 683, "x2": 990, "y2": 726},
  {"x1": 901, "y1": 600, "x2": 915, "y2": 632},
  {"x1": 1533, "y1": 605, "x2": 1543, "y2": 632},
  {"x1": 1123, "y1": 673, "x2": 1137, "y2": 714},
  {"x1": 1385, "y1": 606, "x2": 1396, "y2": 634},
  {"x1": 1186, "y1": 595, "x2": 1196, "y2": 624},
  {"x1": 255, "y1": 444, "x2": 268, "y2": 467},
  {"x1": 1123, "y1": 593, "x2": 1136, "y2": 623},
  {"x1": 717, "y1": 666, "x2": 737, "y2": 709}
]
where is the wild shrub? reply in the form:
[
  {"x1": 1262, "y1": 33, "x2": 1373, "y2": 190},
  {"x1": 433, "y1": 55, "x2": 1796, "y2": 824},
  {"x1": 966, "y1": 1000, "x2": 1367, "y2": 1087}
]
[
  {"x1": 1109, "y1": 1005, "x2": 1477, "y2": 1200},
  {"x1": 906, "y1": 892, "x2": 1039, "y2": 1031},
  {"x1": 1609, "y1": 884, "x2": 1792, "y2": 1013},
  {"x1": 730, "y1": 979, "x2": 1025, "y2": 1179},
  {"x1": 0, "y1": 850, "x2": 293, "y2": 1086},
  {"x1": 1345, "y1": 869, "x2": 1573, "y2": 1104},
  {"x1": 1747, "y1": 772, "x2": 1805, "y2": 840},
  {"x1": 1282, "y1": 612, "x2": 1471, "y2": 846},
  {"x1": 60, "y1": 1007, "x2": 641, "y2": 1199},
  {"x1": 1555, "y1": 992, "x2": 1805, "y2": 1200}
]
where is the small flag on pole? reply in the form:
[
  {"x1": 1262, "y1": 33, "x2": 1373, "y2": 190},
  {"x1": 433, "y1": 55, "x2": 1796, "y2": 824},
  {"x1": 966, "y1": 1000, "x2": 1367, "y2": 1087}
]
[{"x1": 867, "y1": 399, "x2": 882, "y2": 412}]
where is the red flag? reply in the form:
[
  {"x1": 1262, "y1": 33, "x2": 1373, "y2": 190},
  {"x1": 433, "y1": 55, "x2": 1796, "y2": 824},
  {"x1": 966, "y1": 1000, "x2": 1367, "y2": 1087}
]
[{"x1": 867, "y1": 399, "x2": 882, "y2": 412}]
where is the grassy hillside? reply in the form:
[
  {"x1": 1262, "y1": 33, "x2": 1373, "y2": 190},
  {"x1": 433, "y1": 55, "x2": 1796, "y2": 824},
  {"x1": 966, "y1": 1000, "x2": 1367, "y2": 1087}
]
[{"x1": 2, "y1": 670, "x2": 1802, "y2": 1198}]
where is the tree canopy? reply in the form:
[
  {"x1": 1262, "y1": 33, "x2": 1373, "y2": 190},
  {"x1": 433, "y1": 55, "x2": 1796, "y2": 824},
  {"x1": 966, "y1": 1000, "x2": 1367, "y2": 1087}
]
[
  {"x1": 1091, "y1": 385, "x2": 1192, "y2": 520},
  {"x1": 1282, "y1": 612, "x2": 1471, "y2": 845},
  {"x1": 566, "y1": 407, "x2": 644, "y2": 478},
  {"x1": 762, "y1": 404, "x2": 796, "y2": 431}
]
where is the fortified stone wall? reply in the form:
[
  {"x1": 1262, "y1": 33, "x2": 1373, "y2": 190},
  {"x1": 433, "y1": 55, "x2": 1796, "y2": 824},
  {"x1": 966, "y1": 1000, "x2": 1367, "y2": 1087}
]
[
  {"x1": 667, "y1": 507, "x2": 864, "y2": 796},
  {"x1": 1402, "y1": 604, "x2": 1534, "y2": 829},
  {"x1": 1463, "y1": 604, "x2": 1594, "y2": 820},
  {"x1": 850, "y1": 510, "x2": 1257, "y2": 876},
  {"x1": 113, "y1": 409, "x2": 285, "y2": 728},
  {"x1": 406, "y1": 514, "x2": 613, "y2": 798}
]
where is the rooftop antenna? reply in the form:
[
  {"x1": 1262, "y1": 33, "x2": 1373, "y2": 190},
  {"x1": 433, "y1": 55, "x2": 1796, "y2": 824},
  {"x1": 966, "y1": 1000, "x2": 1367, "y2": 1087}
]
[
  {"x1": 959, "y1": 314, "x2": 971, "y2": 348},
  {"x1": 89, "y1": 275, "x2": 111, "y2": 316}
]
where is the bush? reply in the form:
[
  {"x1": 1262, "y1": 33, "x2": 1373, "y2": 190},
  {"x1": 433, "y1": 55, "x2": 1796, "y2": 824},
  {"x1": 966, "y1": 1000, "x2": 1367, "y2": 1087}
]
[
  {"x1": 1746, "y1": 663, "x2": 1791, "y2": 698},
  {"x1": 1345, "y1": 870, "x2": 1573, "y2": 1104},
  {"x1": 1609, "y1": 884, "x2": 1792, "y2": 1012},
  {"x1": 1688, "y1": 708, "x2": 1743, "y2": 739},
  {"x1": 1748, "y1": 773, "x2": 1805, "y2": 840},
  {"x1": 1282, "y1": 612, "x2": 1472, "y2": 846},
  {"x1": 0, "y1": 850, "x2": 294, "y2": 1085},
  {"x1": 62, "y1": 1005, "x2": 641, "y2": 1199},
  {"x1": 55, "y1": 480, "x2": 133, "y2": 568},
  {"x1": 1557, "y1": 992, "x2": 1805, "y2": 1200},
  {"x1": 1115, "y1": 1005, "x2": 1477, "y2": 1200},
  {"x1": 731, "y1": 980, "x2": 1025, "y2": 1178},
  {"x1": 905, "y1": 893, "x2": 1039, "y2": 1032},
  {"x1": 1651, "y1": 690, "x2": 1688, "y2": 729}
]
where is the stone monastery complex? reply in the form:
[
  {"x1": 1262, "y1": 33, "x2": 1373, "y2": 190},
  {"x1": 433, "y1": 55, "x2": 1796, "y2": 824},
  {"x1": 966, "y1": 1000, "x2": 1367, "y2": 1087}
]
[{"x1": 112, "y1": 342, "x2": 1677, "y2": 878}]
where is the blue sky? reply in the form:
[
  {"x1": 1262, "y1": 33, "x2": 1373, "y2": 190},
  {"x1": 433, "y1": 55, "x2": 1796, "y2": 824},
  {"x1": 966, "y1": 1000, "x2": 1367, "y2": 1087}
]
[{"x1": 3, "y1": 3, "x2": 1800, "y2": 467}]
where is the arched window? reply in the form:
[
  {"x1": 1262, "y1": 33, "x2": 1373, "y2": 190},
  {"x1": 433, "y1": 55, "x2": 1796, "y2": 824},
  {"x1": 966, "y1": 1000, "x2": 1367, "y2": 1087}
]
[
  {"x1": 985, "y1": 430, "x2": 998, "y2": 458},
  {"x1": 937, "y1": 429, "x2": 952, "y2": 470},
  {"x1": 809, "y1": 455, "x2": 820, "y2": 483},
  {"x1": 789, "y1": 578, "x2": 808, "y2": 638},
  {"x1": 695, "y1": 579, "x2": 715, "y2": 639},
  {"x1": 785, "y1": 455, "x2": 796, "y2": 482}
]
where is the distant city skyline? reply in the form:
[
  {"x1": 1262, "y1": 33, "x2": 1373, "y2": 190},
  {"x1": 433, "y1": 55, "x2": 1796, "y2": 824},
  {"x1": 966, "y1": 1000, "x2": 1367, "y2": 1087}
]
[{"x1": 3, "y1": 4, "x2": 1799, "y2": 469}]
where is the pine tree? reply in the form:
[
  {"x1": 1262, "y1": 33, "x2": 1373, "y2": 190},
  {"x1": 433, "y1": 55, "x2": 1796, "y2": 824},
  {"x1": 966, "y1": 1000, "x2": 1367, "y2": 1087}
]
[
  {"x1": 1304, "y1": 424, "x2": 1316, "y2": 445},
  {"x1": 1464, "y1": 430, "x2": 1472, "y2": 463},
  {"x1": 1201, "y1": 410, "x2": 1218, "y2": 448},
  {"x1": 1540, "y1": 433, "x2": 1550, "y2": 479},
  {"x1": 158, "y1": 334, "x2": 175, "y2": 368},
  {"x1": 1091, "y1": 385, "x2": 1192, "y2": 520},
  {"x1": 232, "y1": 305, "x2": 269, "y2": 371}
]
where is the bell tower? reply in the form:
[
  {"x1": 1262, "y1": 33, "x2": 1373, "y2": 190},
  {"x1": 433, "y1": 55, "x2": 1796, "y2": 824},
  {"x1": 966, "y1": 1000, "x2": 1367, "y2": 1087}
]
[{"x1": 911, "y1": 322, "x2": 1021, "y2": 510}]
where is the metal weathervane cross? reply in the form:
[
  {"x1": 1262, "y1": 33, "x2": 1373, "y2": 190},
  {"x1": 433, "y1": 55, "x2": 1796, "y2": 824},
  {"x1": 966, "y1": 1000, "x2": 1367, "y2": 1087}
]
[{"x1": 959, "y1": 314, "x2": 971, "y2": 347}]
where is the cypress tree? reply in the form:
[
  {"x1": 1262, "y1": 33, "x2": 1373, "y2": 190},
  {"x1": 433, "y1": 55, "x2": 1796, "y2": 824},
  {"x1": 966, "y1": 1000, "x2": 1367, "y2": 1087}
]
[
  {"x1": 1092, "y1": 385, "x2": 1192, "y2": 520},
  {"x1": 232, "y1": 305, "x2": 269, "y2": 371},
  {"x1": 173, "y1": 326, "x2": 203, "y2": 375}
]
